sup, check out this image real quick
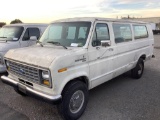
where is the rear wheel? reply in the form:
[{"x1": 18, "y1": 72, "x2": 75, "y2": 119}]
[
  {"x1": 131, "y1": 58, "x2": 144, "y2": 79},
  {"x1": 57, "y1": 81, "x2": 88, "y2": 120}
]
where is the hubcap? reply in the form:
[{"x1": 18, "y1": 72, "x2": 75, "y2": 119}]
[
  {"x1": 69, "y1": 90, "x2": 85, "y2": 114},
  {"x1": 138, "y1": 63, "x2": 143, "y2": 75}
]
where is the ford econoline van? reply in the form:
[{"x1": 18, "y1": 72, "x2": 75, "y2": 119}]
[
  {"x1": 0, "y1": 23, "x2": 48, "y2": 72},
  {"x1": 1, "y1": 18, "x2": 154, "y2": 120}
]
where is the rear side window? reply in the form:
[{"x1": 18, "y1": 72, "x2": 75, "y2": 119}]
[
  {"x1": 23, "y1": 28, "x2": 40, "y2": 41},
  {"x1": 113, "y1": 24, "x2": 132, "y2": 43},
  {"x1": 133, "y1": 25, "x2": 148, "y2": 39}
]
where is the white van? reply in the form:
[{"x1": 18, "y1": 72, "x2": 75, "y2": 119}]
[
  {"x1": 0, "y1": 23, "x2": 48, "y2": 72},
  {"x1": 1, "y1": 18, "x2": 154, "y2": 120}
]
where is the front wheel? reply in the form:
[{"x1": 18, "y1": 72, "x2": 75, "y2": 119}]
[
  {"x1": 14, "y1": 88, "x2": 27, "y2": 96},
  {"x1": 57, "y1": 81, "x2": 89, "y2": 120},
  {"x1": 131, "y1": 58, "x2": 144, "y2": 79}
]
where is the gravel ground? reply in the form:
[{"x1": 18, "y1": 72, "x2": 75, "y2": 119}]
[{"x1": 0, "y1": 35, "x2": 160, "y2": 120}]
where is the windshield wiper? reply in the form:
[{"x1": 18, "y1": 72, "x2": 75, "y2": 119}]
[
  {"x1": 0, "y1": 37, "x2": 7, "y2": 42},
  {"x1": 0, "y1": 37, "x2": 7, "y2": 38},
  {"x1": 36, "y1": 41, "x2": 43, "y2": 47},
  {"x1": 47, "y1": 41, "x2": 67, "y2": 49}
]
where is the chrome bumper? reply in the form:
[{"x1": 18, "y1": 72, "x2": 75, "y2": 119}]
[{"x1": 1, "y1": 76, "x2": 62, "y2": 104}]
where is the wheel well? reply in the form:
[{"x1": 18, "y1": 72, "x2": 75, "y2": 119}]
[
  {"x1": 140, "y1": 54, "x2": 146, "y2": 60},
  {"x1": 61, "y1": 76, "x2": 89, "y2": 95}
]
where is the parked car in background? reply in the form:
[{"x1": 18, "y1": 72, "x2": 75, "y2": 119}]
[
  {"x1": 151, "y1": 23, "x2": 160, "y2": 34},
  {"x1": 1, "y1": 17, "x2": 154, "y2": 120},
  {"x1": 0, "y1": 23, "x2": 48, "y2": 72}
]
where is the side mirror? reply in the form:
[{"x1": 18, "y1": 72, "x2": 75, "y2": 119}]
[
  {"x1": 30, "y1": 36, "x2": 37, "y2": 41},
  {"x1": 101, "y1": 40, "x2": 111, "y2": 47},
  {"x1": 12, "y1": 38, "x2": 18, "y2": 41}
]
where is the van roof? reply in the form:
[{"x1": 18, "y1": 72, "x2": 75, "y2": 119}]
[
  {"x1": 52, "y1": 17, "x2": 148, "y2": 24},
  {"x1": 4, "y1": 23, "x2": 48, "y2": 27}
]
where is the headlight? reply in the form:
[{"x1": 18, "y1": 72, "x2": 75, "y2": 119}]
[
  {"x1": 6, "y1": 61, "x2": 10, "y2": 67},
  {"x1": 6, "y1": 61, "x2": 10, "y2": 70},
  {"x1": 42, "y1": 71, "x2": 50, "y2": 79},
  {"x1": 41, "y1": 70, "x2": 50, "y2": 86}
]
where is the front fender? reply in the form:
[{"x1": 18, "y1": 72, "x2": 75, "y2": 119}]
[{"x1": 54, "y1": 71, "x2": 90, "y2": 95}]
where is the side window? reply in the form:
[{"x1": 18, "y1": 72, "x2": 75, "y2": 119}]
[
  {"x1": 23, "y1": 29, "x2": 29, "y2": 40},
  {"x1": 23, "y1": 28, "x2": 40, "y2": 41},
  {"x1": 133, "y1": 25, "x2": 148, "y2": 39},
  {"x1": 113, "y1": 24, "x2": 132, "y2": 43},
  {"x1": 92, "y1": 23, "x2": 110, "y2": 47},
  {"x1": 29, "y1": 28, "x2": 40, "y2": 39}
]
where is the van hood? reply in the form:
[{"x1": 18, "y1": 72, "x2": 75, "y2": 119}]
[
  {"x1": 0, "y1": 41, "x2": 20, "y2": 52},
  {"x1": 5, "y1": 45, "x2": 79, "y2": 68}
]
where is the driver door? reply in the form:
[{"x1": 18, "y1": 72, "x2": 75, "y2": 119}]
[{"x1": 88, "y1": 22, "x2": 116, "y2": 88}]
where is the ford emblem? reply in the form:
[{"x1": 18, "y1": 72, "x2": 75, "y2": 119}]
[{"x1": 19, "y1": 68, "x2": 25, "y2": 74}]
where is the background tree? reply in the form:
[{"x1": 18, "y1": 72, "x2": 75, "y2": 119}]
[
  {"x1": 0, "y1": 22, "x2": 6, "y2": 27},
  {"x1": 10, "y1": 19, "x2": 23, "y2": 24}
]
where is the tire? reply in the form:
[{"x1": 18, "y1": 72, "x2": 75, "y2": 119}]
[
  {"x1": 131, "y1": 58, "x2": 144, "y2": 79},
  {"x1": 14, "y1": 88, "x2": 27, "y2": 96},
  {"x1": 57, "y1": 81, "x2": 89, "y2": 120}
]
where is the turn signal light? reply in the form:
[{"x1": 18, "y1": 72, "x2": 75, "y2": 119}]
[
  {"x1": 7, "y1": 67, "x2": 11, "y2": 71},
  {"x1": 58, "y1": 68, "x2": 67, "y2": 73},
  {"x1": 43, "y1": 80, "x2": 50, "y2": 86}
]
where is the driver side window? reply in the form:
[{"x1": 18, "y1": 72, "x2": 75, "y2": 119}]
[
  {"x1": 22, "y1": 28, "x2": 40, "y2": 41},
  {"x1": 92, "y1": 23, "x2": 110, "y2": 47}
]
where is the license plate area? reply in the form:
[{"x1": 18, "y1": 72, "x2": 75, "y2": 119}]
[{"x1": 18, "y1": 83, "x2": 26, "y2": 94}]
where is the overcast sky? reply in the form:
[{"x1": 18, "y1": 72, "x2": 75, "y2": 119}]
[{"x1": 1, "y1": 0, "x2": 160, "y2": 24}]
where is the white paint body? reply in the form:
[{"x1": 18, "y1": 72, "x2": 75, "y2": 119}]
[
  {"x1": 4, "y1": 18, "x2": 154, "y2": 97},
  {"x1": 0, "y1": 23, "x2": 48, "y2": 72},
  {"x1": 150, "y1": 23, "x2": 156, "y2": 30}
]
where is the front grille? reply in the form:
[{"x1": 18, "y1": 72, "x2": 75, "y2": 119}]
[{"x1": 8, "y1": 60, "x2": 40, "y2": 84}]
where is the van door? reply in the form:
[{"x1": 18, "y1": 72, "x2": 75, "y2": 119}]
[
  {"x1": 88, "y1": 22, "x2": 116, "y2": 88},
  {"x1": 20, "y1": 27, "x2": 40, "y2": 47},
  {"x1": 112, "y1": 23, "x2": 134, "y2": 76}
]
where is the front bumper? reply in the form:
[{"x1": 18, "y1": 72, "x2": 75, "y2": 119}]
[{"x1": 1, "y1": 76, "x2": 62, "y2": 104}]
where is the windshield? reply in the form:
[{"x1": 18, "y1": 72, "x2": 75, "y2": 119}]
[
  {"x1": 39, "y1": 22, "x2": 91, "y2": 47},
  {"x1": 0, "y1": 26, "x2": 24, "y2": 41}
]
